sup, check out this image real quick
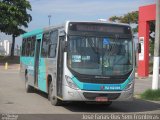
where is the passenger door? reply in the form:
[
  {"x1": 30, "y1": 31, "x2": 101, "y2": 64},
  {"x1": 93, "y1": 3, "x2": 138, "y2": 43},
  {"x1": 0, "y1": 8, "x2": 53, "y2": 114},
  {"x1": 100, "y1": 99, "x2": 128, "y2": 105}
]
[
  {"x1": 34, "y1": 34, "x2": 42, "y2": 87},
  {"x1": 57, "y1": 36, "x2": 65, "y2": 98},
  {"x1": 38, "y1": 33, "x2": 50, "y2": 92}
]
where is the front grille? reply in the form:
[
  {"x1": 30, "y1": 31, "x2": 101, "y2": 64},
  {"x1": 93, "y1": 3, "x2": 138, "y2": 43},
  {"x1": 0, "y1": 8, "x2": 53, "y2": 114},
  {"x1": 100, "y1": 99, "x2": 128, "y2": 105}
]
[
  {"x1": 69, "y1": 68, "x2": 132, "y2": 84},
  {"x1": 74, "y1": 71, "x2": 132, "y2": 84},
  {"x1": 83, "y1": 92, "x2": 121, "y2": 100},
  {"x1": 79, "y1": 77, "x2": 127, "y2": 84}
]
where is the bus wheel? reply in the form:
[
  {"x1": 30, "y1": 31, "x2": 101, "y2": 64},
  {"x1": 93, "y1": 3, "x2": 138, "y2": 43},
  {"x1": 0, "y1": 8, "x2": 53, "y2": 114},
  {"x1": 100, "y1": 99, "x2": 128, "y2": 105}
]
[
  {"x1": 104, "y1": 101, "x2": 112, "y2": 106},
  {"x1": 25, "y1": 73, "x2": 33, "y2": 93},
  {"x1": 98, "y1": 101, "x2": 112, "y2": 107},
  {"x1": 86, "y1": 101, "x2": 112, "y2": 106},
  {"x1": 49, "y1": 82, "x2": 62, "y2": 106}
]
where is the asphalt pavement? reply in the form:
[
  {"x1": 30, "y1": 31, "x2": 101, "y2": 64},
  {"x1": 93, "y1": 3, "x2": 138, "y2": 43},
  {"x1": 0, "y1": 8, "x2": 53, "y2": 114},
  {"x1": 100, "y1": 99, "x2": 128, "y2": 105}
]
[{"x1": 0, "y1": 68, "x2": 160, "y2": 119}]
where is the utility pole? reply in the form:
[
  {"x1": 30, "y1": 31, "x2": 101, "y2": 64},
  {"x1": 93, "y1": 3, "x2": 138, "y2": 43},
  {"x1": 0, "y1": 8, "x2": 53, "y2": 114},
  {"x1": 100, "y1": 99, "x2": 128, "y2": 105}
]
[
  {"x1": 152, "y1": 0, "x2": 160, "y2": 90},
  {"x1": 48, "y1": 15, "x2": 51, "y2": 26}
]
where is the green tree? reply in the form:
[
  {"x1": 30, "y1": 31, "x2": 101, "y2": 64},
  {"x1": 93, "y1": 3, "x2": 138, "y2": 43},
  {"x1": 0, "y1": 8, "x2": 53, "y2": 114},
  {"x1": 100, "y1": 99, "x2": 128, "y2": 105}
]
[
  {"x1": 109, "y1": 11, "x2": 138, "y2": 24},
  {"x1": 109, "y1": 11, "x2": 155, "y2": 55},
  {"x1": 0, "y1": 0, "x2": 32, "y2": 57},
  {"x1": 109, "y1": 11, "x2": 138, "y2": 33}
]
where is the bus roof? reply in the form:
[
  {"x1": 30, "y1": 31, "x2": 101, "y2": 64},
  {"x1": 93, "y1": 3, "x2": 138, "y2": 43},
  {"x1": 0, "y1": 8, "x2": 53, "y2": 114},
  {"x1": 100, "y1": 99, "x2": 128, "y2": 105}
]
[
  {"x1": 22, "y1": 21, "x2": 130, "y2": 38},
  {"x1": 22, "y1": 28, "x2": 43, "y2": 38},
  {"x1": 66, "y1": 20, "x2": 130, "y2": 27},
  {"x1": 22, "y1": 24, "x2": 65, "y2": 38}
]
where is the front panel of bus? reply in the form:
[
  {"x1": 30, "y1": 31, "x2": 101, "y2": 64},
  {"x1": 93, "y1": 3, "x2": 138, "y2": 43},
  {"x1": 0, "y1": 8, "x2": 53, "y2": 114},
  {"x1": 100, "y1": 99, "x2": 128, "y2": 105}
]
[{"x1": 62, "y1": 22, "x2": 135, "y2": 101}]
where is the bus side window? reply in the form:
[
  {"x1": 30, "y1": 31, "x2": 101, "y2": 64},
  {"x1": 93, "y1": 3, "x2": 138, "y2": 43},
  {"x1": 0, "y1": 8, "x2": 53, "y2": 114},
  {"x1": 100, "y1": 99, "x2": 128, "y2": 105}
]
[
  {"x1": 48, "y1": 30, "x2": 58, "y2": 58},
  {"x1": 23, "y1": 39, "x2": 27, "y2": 56},
  {"x1": 22, "y1": 39, "x2": 25, "y2": 56},
  {"x1": 30, "y1": 36, "x2": 36, "y2": 57},
  {"x1": 26, "y1": 38, "x2": 32, "y2": 57},
  {"x1": 50, "y1": 30, "x2": 58, "y2": 44},
  {"x1": 25, "y1": 39, "x2": 29, "y2": 56},
  {"x1": 48, "y1": 44, "x2": 57, "y2": 58},
  {"x1": 41, "y1": 32, "x2": 50, "y2": 57}
]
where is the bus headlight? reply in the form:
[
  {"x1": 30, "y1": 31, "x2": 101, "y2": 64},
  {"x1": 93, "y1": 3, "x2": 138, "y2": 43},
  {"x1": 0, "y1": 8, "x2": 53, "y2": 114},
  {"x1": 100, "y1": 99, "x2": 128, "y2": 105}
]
[
  {"x1": 125, "y1": 82, "x2": 133, "y2": 90},
  {"x1": 65, "y1": 75, "x2": 79, "y2": 90}
]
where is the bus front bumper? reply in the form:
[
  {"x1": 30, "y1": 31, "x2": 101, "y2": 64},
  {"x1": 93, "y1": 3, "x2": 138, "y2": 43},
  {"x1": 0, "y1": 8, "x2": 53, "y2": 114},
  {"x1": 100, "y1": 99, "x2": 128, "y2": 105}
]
[{"x1": 62, "y1": 85, "x2": 134, "y2": 101}]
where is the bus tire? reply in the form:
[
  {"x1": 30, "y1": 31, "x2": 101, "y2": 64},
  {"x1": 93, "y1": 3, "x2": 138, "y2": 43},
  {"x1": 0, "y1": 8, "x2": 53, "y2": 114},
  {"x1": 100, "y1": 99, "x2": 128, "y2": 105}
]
[
  {"x1": 86, "y1": 101, "x2": 112, "y2": 106},
  {"x1": 97, "y1": 101, "x2": 112, "y2": 106},
  {"x1": 105, "y1": 101, "x2": 112, "y2": 106},
  {"x1": 25, "y1": 73, "x2": 33, "y2": 93},
  {"x1": 49, "y1": 81, "x2": 62, "y2": 106}
]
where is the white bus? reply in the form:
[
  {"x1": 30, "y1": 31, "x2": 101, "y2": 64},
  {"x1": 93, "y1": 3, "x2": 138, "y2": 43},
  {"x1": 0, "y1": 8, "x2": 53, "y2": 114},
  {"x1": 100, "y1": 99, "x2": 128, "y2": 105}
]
[{"x1": 20, "y1": 21, "x2": 135, "y2": 106}]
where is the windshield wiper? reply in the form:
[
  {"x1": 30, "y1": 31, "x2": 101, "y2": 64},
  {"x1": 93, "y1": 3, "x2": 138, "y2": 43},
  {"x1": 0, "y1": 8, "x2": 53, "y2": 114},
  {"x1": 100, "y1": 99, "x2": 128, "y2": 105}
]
[{"x1": 87, "y1": 38, "x2": 100, "y2": 55}]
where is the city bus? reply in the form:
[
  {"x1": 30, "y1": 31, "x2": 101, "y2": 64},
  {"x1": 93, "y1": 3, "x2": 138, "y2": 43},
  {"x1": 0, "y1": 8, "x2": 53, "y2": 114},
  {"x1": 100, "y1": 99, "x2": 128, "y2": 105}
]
[{"x1": 20, "y1": 21, "x2": 135, "y2": 106}]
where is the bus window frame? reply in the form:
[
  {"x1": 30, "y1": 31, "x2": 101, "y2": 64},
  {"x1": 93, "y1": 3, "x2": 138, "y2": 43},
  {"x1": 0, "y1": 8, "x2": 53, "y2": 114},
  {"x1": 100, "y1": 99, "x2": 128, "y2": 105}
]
[
  {"x1": 48, "y1": 44, "x2": 57, "y2": 58},
  {"x1": 48, "y1": 30, "x2": 59, "y2": 58},
  {"x1": 41, "y1": 32, "x2": 50, "y2": 58}
]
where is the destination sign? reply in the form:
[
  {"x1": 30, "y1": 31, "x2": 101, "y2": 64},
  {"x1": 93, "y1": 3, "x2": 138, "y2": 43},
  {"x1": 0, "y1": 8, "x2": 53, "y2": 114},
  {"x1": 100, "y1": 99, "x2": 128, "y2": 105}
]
[{"x1": 69, "y1": 22, "x2": 131, "y2": 34}]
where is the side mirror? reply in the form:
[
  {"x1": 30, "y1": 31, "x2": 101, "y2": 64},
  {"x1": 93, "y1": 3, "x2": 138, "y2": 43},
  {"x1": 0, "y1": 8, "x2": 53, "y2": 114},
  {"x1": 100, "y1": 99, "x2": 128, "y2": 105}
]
[
  {"x1": 59, "y1": 36, "x2": 68, "y2": 52},
  {"x1": 62, "y1": 41, "x2": 67, "y2": 52},
  {"x1": 137, "y1": 43, "x2": 141, "y2": 53}
]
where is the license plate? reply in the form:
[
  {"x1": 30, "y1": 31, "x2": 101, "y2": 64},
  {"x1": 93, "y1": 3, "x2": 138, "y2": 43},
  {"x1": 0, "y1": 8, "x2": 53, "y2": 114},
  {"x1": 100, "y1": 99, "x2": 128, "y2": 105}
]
[{"x1": 95, "y1": 97, "x2": 108, "y2": 102}]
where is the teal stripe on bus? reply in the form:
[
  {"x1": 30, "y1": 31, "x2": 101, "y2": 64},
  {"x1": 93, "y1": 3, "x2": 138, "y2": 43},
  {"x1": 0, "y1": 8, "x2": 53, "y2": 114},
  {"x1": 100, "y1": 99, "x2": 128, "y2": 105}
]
[
  {"x1": 21, "y1": 56, "x2": 34, "y2": 66},
  {"x1": 72, "y1": 76, "x2": 131, "y2": 91},
  {"x1": 38, "y1": 58, "x2": 47, "y2": 92},
  {"x1": 22, "y1": 29, "x2": 43, "y2": 38}
]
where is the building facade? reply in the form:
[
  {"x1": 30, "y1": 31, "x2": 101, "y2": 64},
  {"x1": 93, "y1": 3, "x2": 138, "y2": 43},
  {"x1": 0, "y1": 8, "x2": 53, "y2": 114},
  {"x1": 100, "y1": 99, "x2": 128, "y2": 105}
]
[{"x1": 0, "y1": 40, "x2": 12, "y2": 56}]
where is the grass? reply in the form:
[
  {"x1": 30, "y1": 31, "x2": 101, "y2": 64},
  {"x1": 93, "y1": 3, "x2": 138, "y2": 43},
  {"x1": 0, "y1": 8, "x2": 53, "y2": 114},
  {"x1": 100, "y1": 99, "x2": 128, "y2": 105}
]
[{"x1": 140, "y1": 89, "x2": 160, "y2": 101}]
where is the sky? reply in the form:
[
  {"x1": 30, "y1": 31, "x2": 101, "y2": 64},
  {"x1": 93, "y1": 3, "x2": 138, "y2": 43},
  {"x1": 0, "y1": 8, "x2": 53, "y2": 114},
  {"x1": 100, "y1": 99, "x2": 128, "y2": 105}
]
[{"x1": 0, "y1": 0, "x2": 155, "y2": 46}]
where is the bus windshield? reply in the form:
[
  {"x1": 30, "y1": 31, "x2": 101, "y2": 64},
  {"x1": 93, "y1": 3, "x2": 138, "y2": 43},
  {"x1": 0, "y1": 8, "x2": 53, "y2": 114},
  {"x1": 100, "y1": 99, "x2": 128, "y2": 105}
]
[{"x1": 67, "y1": 35, "x2": 133, "y2": 76}]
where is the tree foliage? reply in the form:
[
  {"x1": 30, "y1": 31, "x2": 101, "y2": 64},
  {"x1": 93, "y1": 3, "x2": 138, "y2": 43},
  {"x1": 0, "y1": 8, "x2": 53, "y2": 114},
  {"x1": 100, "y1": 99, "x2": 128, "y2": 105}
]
[
  {"x1": 109, "y1": 11, "x2": 155, "y2": 35},
  {"x1": 109, "y1": 11, "x2": 138, "y2": 24},
  {"x1": 109, "y1": 11, "x2": 138, "y2": 33},
  {"x1": 0, "y1": 0, "x2": 32, "y2": 56},
  {"x1": 109, "y1": 11, "x2": 155, "y2": 55}
]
